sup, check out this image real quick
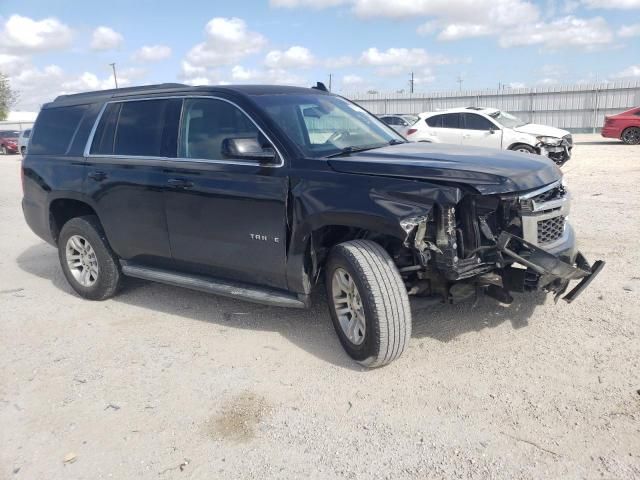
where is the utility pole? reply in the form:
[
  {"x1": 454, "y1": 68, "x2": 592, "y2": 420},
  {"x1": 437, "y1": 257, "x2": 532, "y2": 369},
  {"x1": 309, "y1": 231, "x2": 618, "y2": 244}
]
[
  {"x1": 109, "y1": 63, "x2": 119, "y2": 89},
  {"x1": 409, "y1": 72, "x2": 414, "y2": 94},
  {"x1": 456, "y1": 75, "x2": 464, "y2": 92},
  {"x1": 328, "y1": 73, "x2": 332, "y2": 92}
]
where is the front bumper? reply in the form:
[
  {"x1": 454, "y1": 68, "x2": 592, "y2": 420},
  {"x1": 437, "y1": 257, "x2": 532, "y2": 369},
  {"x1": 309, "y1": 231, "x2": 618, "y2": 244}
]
[{"x1": 497, "y1": 231, "x2": 604, "y2": 303}]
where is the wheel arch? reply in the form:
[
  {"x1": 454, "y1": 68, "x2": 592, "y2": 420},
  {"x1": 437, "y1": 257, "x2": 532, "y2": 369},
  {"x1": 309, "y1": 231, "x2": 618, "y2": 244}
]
[
  {"x1": 507, "y1": 142, "x2": 540, "y2": 154},
  {"x1": 48, "y1": 195, "x2": 101, "y2": 243}
]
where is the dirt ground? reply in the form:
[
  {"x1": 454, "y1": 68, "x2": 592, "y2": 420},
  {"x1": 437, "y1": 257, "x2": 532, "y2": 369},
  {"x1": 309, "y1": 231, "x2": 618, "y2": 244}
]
[{"x1": 1, "y1": 135, "x2": 639, "y2": 479}]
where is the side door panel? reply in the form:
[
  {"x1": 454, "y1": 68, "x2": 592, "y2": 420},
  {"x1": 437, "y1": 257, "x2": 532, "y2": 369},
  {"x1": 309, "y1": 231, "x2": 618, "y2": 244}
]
[
  {"x1": 424, "y1": 113, "x2": 463, "y2": 145},
  {"x1": 460, "y1": 113, "x2": 502, "y2": 149},
  {"x1": 84, "y1": 99, "x2": 180, "y2": 261},
  {"x1": 163, "y1": 97, "x2": 289, "y2": 290}
]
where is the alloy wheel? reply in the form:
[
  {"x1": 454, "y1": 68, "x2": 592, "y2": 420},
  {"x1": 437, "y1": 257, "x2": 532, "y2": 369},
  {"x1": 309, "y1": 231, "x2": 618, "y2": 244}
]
[
  {"x1": 622, "y1": 128, "x2": 640, "y2": 145},
  {"x1": 65, "y1": 235, "x2": 99, "y2": 287},
  {"x1": 331, "y1": 268, "x2": 366, "y2": 345}
]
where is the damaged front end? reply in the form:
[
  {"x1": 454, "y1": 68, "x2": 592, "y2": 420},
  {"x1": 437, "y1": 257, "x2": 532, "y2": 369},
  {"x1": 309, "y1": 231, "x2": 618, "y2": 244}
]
[
  {"x1": 401, "y1": 179, "x2": 604, "y2": 304},
  {"x1": 538, "y1": 134, "x2": 573, "y2": 166}
]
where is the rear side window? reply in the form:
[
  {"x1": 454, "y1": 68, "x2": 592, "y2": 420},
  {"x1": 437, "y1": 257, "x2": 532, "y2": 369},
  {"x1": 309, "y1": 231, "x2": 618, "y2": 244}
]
[
  {"x1": 23, "y1": 129, "x2": 31, "y2": 138},
  {"x1": 90, "y1": 99, "x2": 181, "y2": 157},
  {"x1": 463, "y1": 113, "x2": 496, "y2": 131},
  {"x1": 442, "y1": 113, "x2": 462, "y2": 129},
  {"x1": 426, "y1": 114, "x2": 443, "y2": 128},
  {"x1": 29, "y1": 105, "x2": 89, "y2": 155}
]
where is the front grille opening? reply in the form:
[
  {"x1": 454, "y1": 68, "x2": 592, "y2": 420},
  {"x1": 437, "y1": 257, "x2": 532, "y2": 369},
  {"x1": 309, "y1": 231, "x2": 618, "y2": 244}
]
[
  {"x1": 531, "y1": 186, "x2": 566, "y2": 204},
  {"x1": 537, "y1": 216, "x2": 565, "y2": 244}
]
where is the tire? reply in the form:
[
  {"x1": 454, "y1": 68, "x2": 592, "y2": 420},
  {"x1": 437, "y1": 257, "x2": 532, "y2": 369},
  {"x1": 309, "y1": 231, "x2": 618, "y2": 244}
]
[
  {"x1": 1, "y1": 146, "x2": 6, "y2": 155},
  {"x1": 58, "y1": 215, "x2": 122, "y2": 300},
  {"x1": 21, "y1": 147, "x2": 26, "y2": 156},
  {"x1": 510, "y1": 144, "x2": 536, "y2": 154},
  {"x1": 325, "y1": 240, "x2": 411, "y2": 367},
  {"x1": 621, "y1": 127, "x2": 640, "y2": 145}
]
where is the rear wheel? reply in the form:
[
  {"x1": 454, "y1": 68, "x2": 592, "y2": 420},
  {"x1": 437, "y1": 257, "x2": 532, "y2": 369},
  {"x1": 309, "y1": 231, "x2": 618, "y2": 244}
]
[
  {"x1": 325, "y1": 240, "x2": 411, "y2": 368},
  {"x1": 0, "y1": 146, "x2": 6, "y2": 155},
  {"x1": 58, "y1": 215, "x2": 122, "y2": 300},
  {"x1": 621, "y1": 127, "x2": 640, "y2": 145},
  {"x1": 20, "y1": 146, "x2": 26, "y2": 156}
]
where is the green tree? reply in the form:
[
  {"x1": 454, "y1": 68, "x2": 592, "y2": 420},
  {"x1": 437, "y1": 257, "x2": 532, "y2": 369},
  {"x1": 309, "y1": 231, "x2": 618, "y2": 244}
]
[{"x1": 0, "y1": 73, "x2": 18, "y2": 121}]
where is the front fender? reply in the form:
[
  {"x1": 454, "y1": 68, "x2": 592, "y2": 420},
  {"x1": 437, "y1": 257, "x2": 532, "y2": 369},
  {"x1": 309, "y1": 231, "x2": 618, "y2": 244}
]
[{"x1": 285, "y1": 173, "x2": 465, "y2": 293}]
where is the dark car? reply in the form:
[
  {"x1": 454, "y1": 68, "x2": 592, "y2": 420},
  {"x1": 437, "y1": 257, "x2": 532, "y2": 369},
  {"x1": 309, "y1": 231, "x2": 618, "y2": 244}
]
[
  {"x1": 601, "y1": 107, "x2": 640, "y2": 145},
  {"x1": 0, "y1": 130, "x2": 20, "y2": 154},
  {"x1": 21, "y1": 83, "x2": 604, "y2": 367}
]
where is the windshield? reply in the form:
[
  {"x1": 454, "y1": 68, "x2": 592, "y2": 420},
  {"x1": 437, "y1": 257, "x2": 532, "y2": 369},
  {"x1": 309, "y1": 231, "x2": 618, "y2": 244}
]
[
  {"x1": 488, "y1": 110, "x2": 527, "y2": 128},
  {"x1": 251, "y1": 94, "x2": 404, "y2": 158}
]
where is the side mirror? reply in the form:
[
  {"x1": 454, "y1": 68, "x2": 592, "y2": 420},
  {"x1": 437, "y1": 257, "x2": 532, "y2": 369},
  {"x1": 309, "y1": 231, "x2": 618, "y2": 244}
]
[
  {"x1": 221, "y1": 137, "x2": 277, "y2": 163},
  {"x1": 489, "y1": 128, "x2": 496, "y2": 134}
]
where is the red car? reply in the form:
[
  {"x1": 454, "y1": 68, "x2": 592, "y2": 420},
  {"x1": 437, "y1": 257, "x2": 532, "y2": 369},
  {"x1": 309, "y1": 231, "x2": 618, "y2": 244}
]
[
  {"x1": 601, "y1": 107, "x2": 640, "y2": 145},
  {"x1": 0, "y1": 130, "x2": 20, "y2": 154}
]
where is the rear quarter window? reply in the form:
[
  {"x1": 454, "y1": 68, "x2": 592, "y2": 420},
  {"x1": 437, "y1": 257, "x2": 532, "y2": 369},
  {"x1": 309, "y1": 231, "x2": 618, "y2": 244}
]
[{"x1": 29, "y1": 105, "x2": 90, "y2": 155}]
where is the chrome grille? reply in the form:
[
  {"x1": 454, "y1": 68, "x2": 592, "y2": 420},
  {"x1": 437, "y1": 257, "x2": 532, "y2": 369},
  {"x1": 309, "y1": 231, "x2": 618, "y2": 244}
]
[
  {"x1": 537, "y1": 216, "x2": 565, "y2": 245},
  {"x1": 530, "y1": 185, "x2": 566, "y2": 204}
]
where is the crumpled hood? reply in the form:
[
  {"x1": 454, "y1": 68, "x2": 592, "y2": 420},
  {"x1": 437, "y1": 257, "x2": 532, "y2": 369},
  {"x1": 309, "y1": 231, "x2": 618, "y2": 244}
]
[
  {"x1": 513, "y1": 123, "x2": 570, "y2": 139},
  {"x1": 327, "y1": 142, "x2": 562, "y2": 194}
]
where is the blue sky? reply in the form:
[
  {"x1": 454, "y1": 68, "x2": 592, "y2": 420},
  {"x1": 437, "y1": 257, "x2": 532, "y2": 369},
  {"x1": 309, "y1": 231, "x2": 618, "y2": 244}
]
[{"x1": 1, "y1": 0, "x2": 639, "y2": 111}]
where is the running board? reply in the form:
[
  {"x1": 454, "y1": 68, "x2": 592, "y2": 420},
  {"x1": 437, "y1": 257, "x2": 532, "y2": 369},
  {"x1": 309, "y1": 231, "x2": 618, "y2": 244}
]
[{"x1": 120, "y1": 262, "x2": 307, "y2": 309}]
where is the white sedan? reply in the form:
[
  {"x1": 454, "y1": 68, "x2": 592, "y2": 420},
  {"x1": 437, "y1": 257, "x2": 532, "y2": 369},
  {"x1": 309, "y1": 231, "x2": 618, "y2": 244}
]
[{"x1": 405, "y1": 107, "x2": 573, "y2": 165}]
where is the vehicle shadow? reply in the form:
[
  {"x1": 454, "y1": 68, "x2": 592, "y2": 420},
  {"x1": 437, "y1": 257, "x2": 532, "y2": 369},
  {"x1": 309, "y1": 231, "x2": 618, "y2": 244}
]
[{"x1": 17, "y1": 242, "x2": 543, "y2": 369}]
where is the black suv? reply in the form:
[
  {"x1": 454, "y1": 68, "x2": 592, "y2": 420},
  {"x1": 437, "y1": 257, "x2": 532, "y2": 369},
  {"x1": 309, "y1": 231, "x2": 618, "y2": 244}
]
[{"x1": 22, "y1": 83, "x2": 603, "y2": 367}]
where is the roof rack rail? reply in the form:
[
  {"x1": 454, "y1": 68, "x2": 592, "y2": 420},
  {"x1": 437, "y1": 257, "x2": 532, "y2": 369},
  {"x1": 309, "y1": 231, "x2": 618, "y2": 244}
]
[{"x1": 53, "y1": 83, "x2": 187, "y2": 102}]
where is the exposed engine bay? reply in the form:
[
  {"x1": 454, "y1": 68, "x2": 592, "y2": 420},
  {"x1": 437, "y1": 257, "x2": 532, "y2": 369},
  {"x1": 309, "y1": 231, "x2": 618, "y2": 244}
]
[{"x1": 399, "y1": 180, "x2": 604, "y2": 304}]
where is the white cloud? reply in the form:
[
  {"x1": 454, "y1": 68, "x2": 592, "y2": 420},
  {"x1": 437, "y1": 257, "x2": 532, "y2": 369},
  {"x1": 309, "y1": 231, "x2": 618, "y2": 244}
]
[
  {"x1": 582, "y1": 0, "x2": 640, "y2": 8},
  {"x1": 342, "y1": 74, "x2": 364, "y2": 86},
  {"x1": 499, "y1": 16, "x2": 613, "y2": 49},
  {"x1": 437, "y1": 24, "x2": 494, "y2": 41},
  {"x1": 0, "y1": 14, "x2": 72, "y2": 53},
  {"x1": 324, "y1": 55, "x2": 353, "y2": 69},
  {"x1": 612, "y1": 65, "x2": 640, "y2": 78},
  {"x1": 185, "y1": 17, "x2": 266, "y2": 67},
  {"x1": 509, "y1": 82, "x2": 526, "y2": 88},
  {"x1": 618, "y1": 23, "x2": 640, "y2": 37},
  {"x1": 132, "y1": 44, "x2": 172, "y2": 62},
  {"x1": 90, "y1": 26, "x2": 123, "y2": 51},
  {"x1": 264, "y1": 46, "x2": 315, "y2": 69},
  {"x1": 230, "y1": 64, "x2": 306, "y2": 85},
  {"x1": 0, "y1": 53, "x2": 29, "y2": 76},
  {"x1": 359, "y1": 47, "x2": 448, "y2": 68},
  {"x1": 8, "y1": 62, "x2": 144, "y2": 111}
]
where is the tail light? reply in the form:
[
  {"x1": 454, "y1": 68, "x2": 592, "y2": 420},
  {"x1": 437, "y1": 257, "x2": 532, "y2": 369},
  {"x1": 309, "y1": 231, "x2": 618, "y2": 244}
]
[{"x1": 406, "y1": 128, "x2": 417, "y2": 136}]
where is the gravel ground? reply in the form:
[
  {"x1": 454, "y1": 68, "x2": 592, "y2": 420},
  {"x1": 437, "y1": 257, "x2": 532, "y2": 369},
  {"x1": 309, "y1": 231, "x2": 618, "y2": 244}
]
[{"x1": 1, "y1": 134, "x2": 639, "y2": 479}]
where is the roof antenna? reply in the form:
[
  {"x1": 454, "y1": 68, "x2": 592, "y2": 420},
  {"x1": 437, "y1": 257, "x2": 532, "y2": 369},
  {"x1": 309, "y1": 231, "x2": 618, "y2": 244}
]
[{"x1": 312, "y1": 82, "x2": 329, "y2": 92}]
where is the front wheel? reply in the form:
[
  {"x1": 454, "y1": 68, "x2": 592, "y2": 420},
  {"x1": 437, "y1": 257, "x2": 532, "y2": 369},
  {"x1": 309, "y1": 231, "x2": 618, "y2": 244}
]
[
  {"x1": 0, "y1": 146, "x2": 7, "y2": 155},
  {"x1": 325, "y1": 240, "x2": 412, "y2": 368},
  {"x1": 621, "y1": 127, "x2": 640, "y2": 145},
  {"x1": 510, "y1": 144, "x2": 536, "y2": 154},
  {"x1": 58, "y1": 215, "x2": 122, "y2": 300}
]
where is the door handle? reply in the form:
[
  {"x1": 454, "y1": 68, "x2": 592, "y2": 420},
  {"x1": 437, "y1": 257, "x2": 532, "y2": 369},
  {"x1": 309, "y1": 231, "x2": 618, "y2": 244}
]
[
  {"x1": 88, "y1": 171, "x2": 107, "y2": 181},
  {"x1": 167, "y1": 178, "x2": 194, "y2": 189}
]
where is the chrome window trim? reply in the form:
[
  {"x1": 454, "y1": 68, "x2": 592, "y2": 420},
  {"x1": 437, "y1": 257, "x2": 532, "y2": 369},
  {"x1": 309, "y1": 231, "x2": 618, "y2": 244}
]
[{"x1": 83, "y1": 95, "x2": 284, "y2": 168}]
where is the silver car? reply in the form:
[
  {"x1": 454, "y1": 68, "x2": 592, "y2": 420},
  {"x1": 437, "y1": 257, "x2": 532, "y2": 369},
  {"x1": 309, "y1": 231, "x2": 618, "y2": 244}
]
[
  {"x1": 19, "y1": 129, "x2": 31, "y2": 156},
  {"x1": 379, "y1": 114, "x2": 419, "y2": 137}
]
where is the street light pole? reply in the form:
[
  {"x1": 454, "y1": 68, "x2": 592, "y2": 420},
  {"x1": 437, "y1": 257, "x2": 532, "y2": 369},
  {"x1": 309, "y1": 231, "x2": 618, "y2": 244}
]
[{"x1": 109, "y1": 63, "x2": 119, "y2": 89}]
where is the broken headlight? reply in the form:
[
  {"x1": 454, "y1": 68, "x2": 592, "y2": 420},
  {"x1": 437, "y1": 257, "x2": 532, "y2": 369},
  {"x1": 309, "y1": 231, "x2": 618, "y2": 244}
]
[{"x1": 537, "y1": 136, "x2": 563, "y2": 146}]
